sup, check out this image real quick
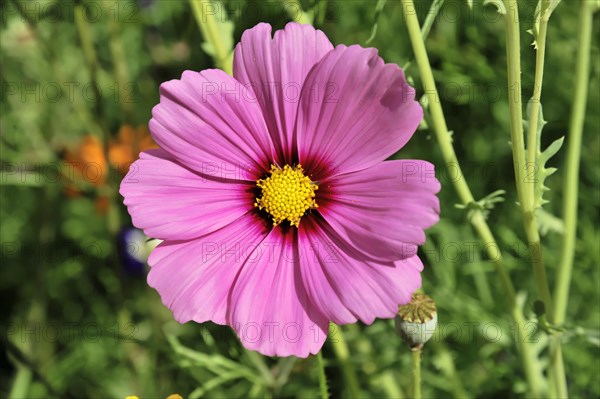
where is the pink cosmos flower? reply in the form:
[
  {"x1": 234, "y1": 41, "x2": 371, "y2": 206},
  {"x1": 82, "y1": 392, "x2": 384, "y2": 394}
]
[{"x1": 120, "y1": 22, "x2": 440, "y2": 357}]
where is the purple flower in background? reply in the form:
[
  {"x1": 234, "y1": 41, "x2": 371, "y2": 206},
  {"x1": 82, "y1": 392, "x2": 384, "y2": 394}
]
[
  {"x1": 118, "y1": 227, "x2": 156, "y2": 276},
  {"x1": 120, "y1": 22, "x2": 440, "y2": 357}
]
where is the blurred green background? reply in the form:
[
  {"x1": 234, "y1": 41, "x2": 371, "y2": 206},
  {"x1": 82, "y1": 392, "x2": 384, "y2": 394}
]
[{"x1": 1, "y1": 0, "x2": 598, "y2": 398}]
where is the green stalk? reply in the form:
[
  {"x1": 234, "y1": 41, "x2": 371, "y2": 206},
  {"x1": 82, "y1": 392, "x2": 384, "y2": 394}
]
[
  {"x1": 190, "y1": 0, "x2": 233, "y2": 75},
  {"x1": 522, "y1": 4, "x2": 570, "y2": 394},
  {"x1": 502, "y1": 0, "x2": 527, "y2": 207},
  {"x1": 551, "y1": 2, "x2": 594, "y2": 398},
  {"x1": 554, "y1": 0, "x2": 593, "y2": 329},
  {"x1": 74, "y1": 5, "x2": 106, "y2": 139},
  {"x1": 8, "y1": 363, "x2": 32, "y2": 399},
  {"x1": 421, "y1": 0, "x2": 445, "y2": 40},
  {"x1": 549, "y1": 340, "x2": 568, "y2": 398},
  {"x1": 472, "y1": 213, "x2": 546, "y2": 396},
  {"x1": 525, "y1": 1, "x2": 549, "y2": 174},
  {"x1": 502, "y1": 2, "x2": 569, "y2": 395},
  {"x1": 411, "y1": 347, "x2": 422, "y2": 399},
  {"x1": 379, "y1": 371, "x2": 405, "y2": 399},
  {"x1": 400, "y1": 0, "x2": 545, "y2": 395},
  {"x1": 501, "y1": 0, "x2": 554, "y2": 319},
  {"x1": 316, "y1": 352, "x2": 329, "y2": 399},
  {"x1": 330, "y1": 325, "x2": 361, "y2": 397},
  {"x1": 108, "y1": 15, "x2": 134, "y2": 123}
]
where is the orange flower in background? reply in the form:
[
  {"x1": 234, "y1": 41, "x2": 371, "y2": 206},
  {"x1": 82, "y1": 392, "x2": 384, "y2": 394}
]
[
  {"x1": 109, "y1": 125, "x2": 158, "y2": 175},
  {"x1": 62, "y1": 125, "x2": 156, "y2": 213},
  {"x1": 63, "y1": 134, "x2": 109, "y2": 213},
  {"x1": 63, "y1": 135, "x2": 108, "y2": 189}
]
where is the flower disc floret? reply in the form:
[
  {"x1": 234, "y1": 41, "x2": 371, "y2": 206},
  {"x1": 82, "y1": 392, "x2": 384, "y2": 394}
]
[{"x1": 255, "y1": 164, "x2": 318, "y2": 227}]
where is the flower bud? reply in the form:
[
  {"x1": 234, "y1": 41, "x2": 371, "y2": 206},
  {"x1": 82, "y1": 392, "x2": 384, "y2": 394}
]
[{"x1": 395, "y1": 292, "x2": 438, "y2": 349}]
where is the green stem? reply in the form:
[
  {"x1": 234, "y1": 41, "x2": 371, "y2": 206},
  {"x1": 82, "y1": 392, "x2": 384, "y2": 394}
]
[
  {"x1": 314, "y1": 0, "x2": 328, "y2": 27},
  {"x1": 411, "y1": 347, "x2": 422, "y2": 399},
  {"x1": 330, "y1": 325, "x2": 361, "y2": 397},
  {"x1": 245, "y1": 351, "x2": 275, "y2": 387},
  {"x1": 554, "y1": 0, "x2": 593, "y2": 329},
  {"x1": 525, "y1": 3, "x2": 571, "y2": 398},
  {"x1": 400, "y1": 1, "x2": 545, "y2": 395},
  {"x1": 501, "y1": 0, "x2": 554, "y2": 318},
  {"x1": 549, "y1": 338, "x2": 568, "y2": 398},
  {"x1": 433, "y1": 343, "x2": 470, "y2": 399},
  {"x1": 525, "y1": 2, "x2": 549, "y2": 172},
  {"x1": 316, "y1": 352, "x2": 329, "y2": 399},
  {"x1": 379, "y1": 371, "x2": 405, "y2": 399},
  {"x1": 401, "y1": 4, "x2": 470, "y2": 206},
  {"x1": 421, "y1": 0, "x2": 445, "y2": 40},
  {"x1": 190, "y1": 0, "x2": 233, "y2": 75},
  {"x1": 502, "y1": 1, "x2": 527, "y2": 206},
  {"x1": 8, "y1": 363, "x2": 32, "y2": 399},
  {"x1": 472, "y1": 214, "x2": 546, "y2": 397},
  {"x1": 6, "y1": 339, "x2": 61, "y2": 398},
  {"x1": 74, "y1": 5, "x2": 109, "y2": 142},
  {"x1": 502, "y1": 2, "x2": 569, "y2": 395},
  {"x1": 108, "y1": 15, "x2": 134, "y2": 123},
  {"x1": 525, "y1": 0, "x2": 554, "y2": 218},
  {"x1": 551, "y1": 2, "x2": 594, "y2": 398}
]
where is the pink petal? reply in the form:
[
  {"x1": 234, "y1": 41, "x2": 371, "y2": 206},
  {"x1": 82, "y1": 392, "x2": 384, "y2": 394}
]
[
  {"x1": 147, "y1": 212, "x2": 271, "y2": 325},
  {"x1": 296, "y1": 45, "x2": 423, "y2": 177},
  {"x1": 151, "y1": 69, "x2": 275, "y2": 182},
  {"x1": 318, "y1": 160, "x2": 440, "y2": 261},
  {"x1": 120, "y1": 149, "x2": 253, "y2": 241},
  {"x1": 233, "y1": 22, "x2": 334, "y2": 164},
  {"x1": 228, "y1": 228, "x2": 329, "y2": 357},
  {"x1": 298, "y1": 217, "x2": 424, "y2": 325}
]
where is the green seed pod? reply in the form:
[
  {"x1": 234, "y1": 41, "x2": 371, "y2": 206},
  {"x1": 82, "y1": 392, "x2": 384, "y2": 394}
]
[{"x1": 395, "y1": 292, "x2": 437, "y2": 349}]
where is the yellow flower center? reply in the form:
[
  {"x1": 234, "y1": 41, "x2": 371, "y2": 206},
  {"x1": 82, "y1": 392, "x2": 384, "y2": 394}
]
[{"x1": 255, "y1": 164, "x2": 318, "y2": 227}]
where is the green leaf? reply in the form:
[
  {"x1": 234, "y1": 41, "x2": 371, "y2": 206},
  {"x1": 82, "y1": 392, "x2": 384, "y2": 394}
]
[
  {"x1": 524, "y1": 99, "x2": 564, "y2": 235},
  {"x1": 165, "y1": 334, "x2": 261, "y2": 383},
  {"x1": 523, "y1": 98, "x2": 564, "y2": 210},
  {"x1": 455, "y1": 189, "x2": 506, "y2": 220},
  {"x1": 536, "y1": 208, "x2": 565, "y2": 236},
  {"x1": 188, "y1": 370, "x2": 257, "y2": 399}
]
